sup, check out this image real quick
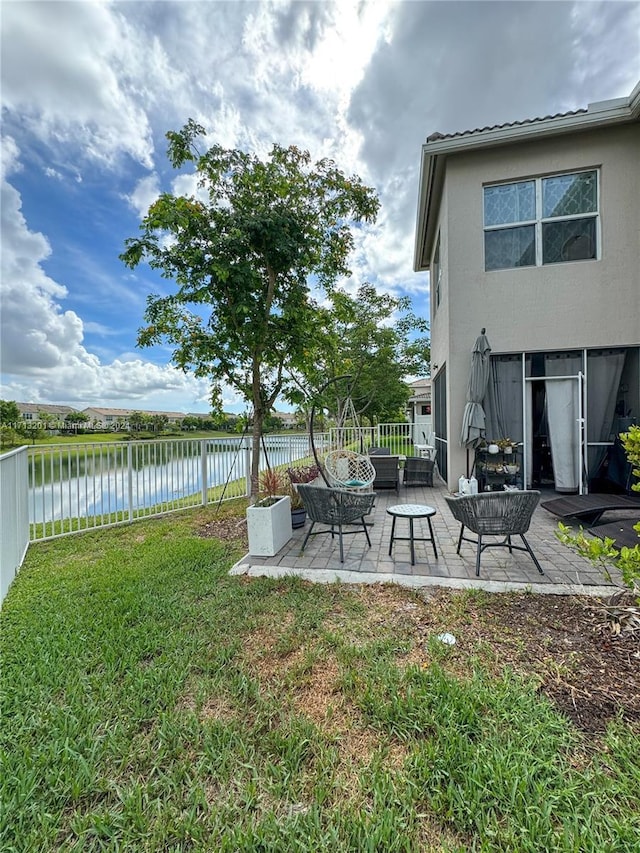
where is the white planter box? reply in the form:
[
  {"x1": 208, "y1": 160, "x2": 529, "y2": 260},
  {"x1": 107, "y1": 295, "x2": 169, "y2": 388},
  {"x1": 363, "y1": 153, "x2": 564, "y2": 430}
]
[{"x1": 246, "y1": 495, "x2": 292, "y2": 557}]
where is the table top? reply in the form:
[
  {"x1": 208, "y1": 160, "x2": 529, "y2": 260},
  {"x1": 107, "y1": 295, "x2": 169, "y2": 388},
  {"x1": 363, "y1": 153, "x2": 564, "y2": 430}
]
[{"x1": 387, "y1": 504, "x2": 436, "y2": 518}]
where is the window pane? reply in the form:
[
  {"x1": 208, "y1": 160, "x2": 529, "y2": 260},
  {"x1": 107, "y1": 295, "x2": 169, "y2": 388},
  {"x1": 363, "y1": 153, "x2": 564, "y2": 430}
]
[
  {"x1": 485, "y1": 225, "x2": 535, "y2": 270},
  {"x1": 484, "y1": 181, "x2": 535, "y2": 226},
  {"x1": 543, "y1": 217, "x2": 596, "y2": 263},
  {"x1": 542, "y1": 171, "x2": 597, "y2": 218}
]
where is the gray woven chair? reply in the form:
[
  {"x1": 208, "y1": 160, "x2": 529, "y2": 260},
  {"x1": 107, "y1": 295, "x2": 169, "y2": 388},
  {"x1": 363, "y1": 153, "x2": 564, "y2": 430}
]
[
  {"x1": 297, "y1": 484, "x2": 376, "y2": 562},
  {"x1": 444, "y1": 490, "x2": 544, "y2": 577},
  {"x1": 370, "y1": 455, "x2": 400, "y2": 492},
  {"x1": 368, "y1": 446, "x2": 391, "y2": 455},
  {"x1": 404, "y1": 455, "x2": 435, "y2": 487}
]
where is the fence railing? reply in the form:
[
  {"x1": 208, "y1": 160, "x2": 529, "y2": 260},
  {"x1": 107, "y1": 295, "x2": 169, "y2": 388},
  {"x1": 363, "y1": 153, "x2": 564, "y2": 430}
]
[
  {"x1": 26, "y1": 434, "x2": 324, "y2": 543},
  {"x1": 1, "y1": 446, "x2": 29, "y2": 604},
  {"x1": 2, "y1": 423, "x2": 429, "y2": 560},
  {"x1": 328, "y1": 422, "x2": 428, "y2": 455}
]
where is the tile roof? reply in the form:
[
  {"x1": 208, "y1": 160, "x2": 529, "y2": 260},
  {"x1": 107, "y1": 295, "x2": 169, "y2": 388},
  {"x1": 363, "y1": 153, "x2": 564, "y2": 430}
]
[
  {"x1": 17, "y1": 402, "x2": 77, "y2": 415},
  {"x1": 425, "y1": 108, "x2": 588, "y2": 144}
]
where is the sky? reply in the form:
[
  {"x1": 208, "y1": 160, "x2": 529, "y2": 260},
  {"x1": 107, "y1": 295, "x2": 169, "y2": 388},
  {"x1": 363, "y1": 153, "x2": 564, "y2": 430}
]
[{"x1": 1, "y1": 1, "x2": 639, "y2": 416}]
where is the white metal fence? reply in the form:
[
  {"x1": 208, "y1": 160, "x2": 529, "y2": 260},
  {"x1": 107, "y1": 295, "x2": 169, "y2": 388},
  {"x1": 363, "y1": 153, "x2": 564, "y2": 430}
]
[
  {"x1": 26, "y1": 434, "x2": 324, "y2": 543},
  {"x1": 0, "y1": 423, "x2": 426, "y2": 586},
  {"x1": 1, "y1": 446, "x2": 29, "y2": 604},
  {"x1": 328, "y1": 422, "x2": 426, "y2": 453}
]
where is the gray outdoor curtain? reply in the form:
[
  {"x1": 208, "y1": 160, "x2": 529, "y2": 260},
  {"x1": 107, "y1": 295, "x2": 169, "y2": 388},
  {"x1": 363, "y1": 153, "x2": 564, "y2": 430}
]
[
  {"x1": 483, "y1": 355, "x2": 524, "y2": 445},
  {"x1": 460, "y1": 329, "x2": 492, "y2": 451},
  {"x1": 587, "y1": 349, "x2": 626, "y2": 479}
]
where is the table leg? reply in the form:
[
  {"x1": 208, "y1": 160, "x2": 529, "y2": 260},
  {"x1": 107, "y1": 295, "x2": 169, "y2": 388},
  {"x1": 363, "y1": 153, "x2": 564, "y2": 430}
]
[
  {"x1": 388, "y1": 516, "x2": 396, "y2": 557},
  {"x1": 427, "y1": 516, "x2": 438, "y2": 559},
  {"x1": 409, "y1": 517, "x2": 415, "y2": 565}
]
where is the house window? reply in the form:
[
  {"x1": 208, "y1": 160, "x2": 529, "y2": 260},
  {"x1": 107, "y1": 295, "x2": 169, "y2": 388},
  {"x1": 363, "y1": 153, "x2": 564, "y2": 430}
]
[
  {"x1": 432, "y1": 233, "x2": 442, "y2": 308},
  {"x1": 484, "y1": 170, "x2": 598, "y2": 271},
  {"x1": 421, "y1": 404, "x2": 431, "y2": 416}
]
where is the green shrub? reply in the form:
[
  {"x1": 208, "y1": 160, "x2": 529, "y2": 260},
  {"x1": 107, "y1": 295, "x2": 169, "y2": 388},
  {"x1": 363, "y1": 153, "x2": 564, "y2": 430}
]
[{"x1": 557, "y1": 425, "x2": 640, "y2": 599}]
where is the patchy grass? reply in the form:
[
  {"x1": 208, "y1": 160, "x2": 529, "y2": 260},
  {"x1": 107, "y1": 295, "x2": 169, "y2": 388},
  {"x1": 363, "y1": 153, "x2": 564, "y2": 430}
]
[{"x1": 2, "y1": 507, "x2": 639, "y2": 851}]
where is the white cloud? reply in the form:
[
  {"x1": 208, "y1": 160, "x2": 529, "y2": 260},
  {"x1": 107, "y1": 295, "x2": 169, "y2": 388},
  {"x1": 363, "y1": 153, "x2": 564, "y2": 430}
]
[
  {"x1": 1, "y1": 0, "x2": 154, "y2": 168},
  {"x1": 1, "y1": 0, "x2": 638, "y2": 414},
  {"x1": 126, "y1": 173, "x2": 161, "y2": 219},
  {"x1": 0, "y1": 141, "x2": 213, "y2": 409}
]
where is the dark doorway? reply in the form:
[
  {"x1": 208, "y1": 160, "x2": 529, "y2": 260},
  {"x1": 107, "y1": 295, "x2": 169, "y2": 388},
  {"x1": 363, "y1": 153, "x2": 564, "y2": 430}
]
[{"x1": 530, "y1": 382, "x2": 554, "y2": 489}]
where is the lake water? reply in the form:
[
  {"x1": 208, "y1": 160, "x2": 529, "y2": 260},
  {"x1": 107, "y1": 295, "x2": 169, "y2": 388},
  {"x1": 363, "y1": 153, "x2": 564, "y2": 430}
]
[{"x1": 28, "y1": 436, "x2": 318, "y2": 525}]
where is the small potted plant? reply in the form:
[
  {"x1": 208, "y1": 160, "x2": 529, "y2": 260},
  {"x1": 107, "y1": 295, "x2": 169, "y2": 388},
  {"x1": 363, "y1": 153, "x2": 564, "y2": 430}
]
[
  {"x1": 497, "y1": 438, "x2": 516, "y2": 455},
  {"x1": 246, "y1": 468, "x2": 292, "y2": 556},
  {"x1": 286, "y1": 464, "x2": 320, "y2": 528},
  {"x1": 287, "y1": 464, "x2": 320, "y2": 487}
]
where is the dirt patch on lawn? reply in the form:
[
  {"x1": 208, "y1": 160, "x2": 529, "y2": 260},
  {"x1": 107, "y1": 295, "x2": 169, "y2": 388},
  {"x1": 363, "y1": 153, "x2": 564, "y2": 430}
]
[
  {"x1": 197, "y1": 513, "x2": 248, "y2": 548},
  {"x1": 196, "y1": 511, "x2": 639, "y2": 734},
  {"x1": 355, "y1": 584, "x2": 640, "y2": 735}
]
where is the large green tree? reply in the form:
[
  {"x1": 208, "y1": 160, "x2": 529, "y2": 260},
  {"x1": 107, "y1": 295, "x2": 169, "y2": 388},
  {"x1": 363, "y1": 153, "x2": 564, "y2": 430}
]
[
  {"x1": 286, "y1": 284, "x2": 429, "y2": 428},
  {"x1": 0, "y1": 400, "x2": 21, "y2": 426},
  {"x1": 121, "y1": 121, "x2": 378, "y2": 495}
]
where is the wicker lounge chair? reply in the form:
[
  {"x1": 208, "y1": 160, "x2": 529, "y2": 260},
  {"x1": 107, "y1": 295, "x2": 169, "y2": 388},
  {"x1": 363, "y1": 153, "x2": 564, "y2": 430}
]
[
  {"x1": 370, "y1": 455, "x2": 400, "y2": 492},
  {"x1": 445, "y1": 490, "x2": 544, "y2": 577},
  {"x1": 297, "y1": 484, "x2": 377, "y2": 562},
  {"x1": 324, "y1": 449, "x2": 376, "y2": 491},
  {"x1": 404, "y1": 455, "x2": 435, "y2": 487}
]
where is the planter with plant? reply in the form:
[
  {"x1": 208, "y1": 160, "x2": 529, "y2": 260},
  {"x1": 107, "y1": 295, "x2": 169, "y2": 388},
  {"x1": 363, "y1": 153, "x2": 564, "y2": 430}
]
[
  {"x1": 286, "y1": 464, "x2": 320, "y2": 528},
  {"x1": 497, "y1": 438, "x2": 517, "y2": 454},
  {"x1": 246, "y1": 468, "x2": 292, "y2": 556}
]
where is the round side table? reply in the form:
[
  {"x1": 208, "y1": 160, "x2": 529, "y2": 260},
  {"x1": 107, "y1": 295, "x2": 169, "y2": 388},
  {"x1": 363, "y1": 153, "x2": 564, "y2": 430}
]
[{"x1": 387, "y1": 503, "x2": 438, "y2": 566}]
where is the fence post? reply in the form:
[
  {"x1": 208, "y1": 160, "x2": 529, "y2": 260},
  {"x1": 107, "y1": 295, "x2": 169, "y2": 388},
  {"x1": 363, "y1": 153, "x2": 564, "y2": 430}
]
[
  {"x1": 127, "y1": 444, "x2": 134, "y2": 523},
  {"x1": 245, "y1": 441, "x2": 252, "y2": 499},
  {"x1": 0, "y1": 446, "x2": 29, "y2": 605},
  {"x1": 201, "y1": 439, "x2": 208, "y2": 506}
]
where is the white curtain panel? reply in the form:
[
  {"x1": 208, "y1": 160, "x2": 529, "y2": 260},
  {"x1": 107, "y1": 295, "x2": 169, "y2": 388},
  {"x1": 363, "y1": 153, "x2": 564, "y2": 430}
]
[{"x1": 545, "y1": 354, "x2": 582, "y2": 493}]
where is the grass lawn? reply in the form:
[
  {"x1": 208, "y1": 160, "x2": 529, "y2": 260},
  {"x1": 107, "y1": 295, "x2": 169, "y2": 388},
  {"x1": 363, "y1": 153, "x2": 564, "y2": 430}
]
[
  {"x1": 21, "y1": 431, "x2": 233, "y2": 448},
  {"x1": 2, "y1": 506, "x2": 639, "y2": 852}
]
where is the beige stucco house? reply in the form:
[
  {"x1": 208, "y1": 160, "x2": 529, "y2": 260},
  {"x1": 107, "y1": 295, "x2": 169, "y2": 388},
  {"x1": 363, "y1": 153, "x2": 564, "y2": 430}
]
[
  {"x1": 82, "y1": 407, "x2": 187, "y2": 428},
  {"x1": 16, "y1": 402, "x2": 78, "y2": 422},
  {"x1": 414, "y1": 81, "x2": 640, "y2": 493},
  {"x1": 405, "y1": 378, "x2": 433, "y2": 444}
]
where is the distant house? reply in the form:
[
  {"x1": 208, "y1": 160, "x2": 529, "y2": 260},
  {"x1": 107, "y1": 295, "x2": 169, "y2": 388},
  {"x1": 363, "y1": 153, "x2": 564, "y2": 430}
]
[
  {"x1": 273, "y1": 410, "x2": 299, "y2": 429},
  {"x1": 82, "y1": 407, "x2": 186, "y2": 429},
  {"x1": 16, "y1": 402, "x2": 77, "y2": 422},
  {"x1": 414, "y1": 80, "x2": 640, "y2": 492},
  {"x1": 405, "y1": 378, "x2": 432, "y2": 444}
]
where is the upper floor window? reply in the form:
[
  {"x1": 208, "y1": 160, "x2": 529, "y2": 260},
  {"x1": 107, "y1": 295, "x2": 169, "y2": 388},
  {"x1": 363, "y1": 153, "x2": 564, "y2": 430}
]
[{"x1": 483, "y1": 170, "x2": 598, "y2": 271}]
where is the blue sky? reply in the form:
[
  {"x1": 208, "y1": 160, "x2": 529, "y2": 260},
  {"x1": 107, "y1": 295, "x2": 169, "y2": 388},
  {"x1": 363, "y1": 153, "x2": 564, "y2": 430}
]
[{"x1": 2, "y1": 1, "x2": 639, "y2": 414}]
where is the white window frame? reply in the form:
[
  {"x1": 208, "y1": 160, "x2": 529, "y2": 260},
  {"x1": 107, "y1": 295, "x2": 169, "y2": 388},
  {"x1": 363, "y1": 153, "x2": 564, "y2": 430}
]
[{"x1": 483, "y1": 169, "x2": 600, "y2": 271}]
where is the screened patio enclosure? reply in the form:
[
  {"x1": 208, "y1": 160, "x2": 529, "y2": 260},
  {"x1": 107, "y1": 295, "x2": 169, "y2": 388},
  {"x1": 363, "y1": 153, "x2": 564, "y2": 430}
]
[{"x1": 482, "y1": 346, "x2": 639, "y2": 495}]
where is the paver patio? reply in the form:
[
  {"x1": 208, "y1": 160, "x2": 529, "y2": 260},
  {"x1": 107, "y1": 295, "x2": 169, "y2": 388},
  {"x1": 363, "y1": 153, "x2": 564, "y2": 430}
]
[{"x1": 232, "y1": 476, "x2": 634, "y2": 595}]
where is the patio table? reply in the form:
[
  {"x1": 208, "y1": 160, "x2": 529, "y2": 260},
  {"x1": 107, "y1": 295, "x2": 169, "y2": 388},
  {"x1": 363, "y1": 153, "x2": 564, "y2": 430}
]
[{"x1": 387, "y1": 503, "x2": 438, "y2": 565}]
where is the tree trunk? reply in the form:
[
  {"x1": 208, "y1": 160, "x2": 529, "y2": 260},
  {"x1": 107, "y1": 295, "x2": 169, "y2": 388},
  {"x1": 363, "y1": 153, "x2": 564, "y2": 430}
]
[{"x1": 250, "y1": 412, "x2": 264, "y2": 499}]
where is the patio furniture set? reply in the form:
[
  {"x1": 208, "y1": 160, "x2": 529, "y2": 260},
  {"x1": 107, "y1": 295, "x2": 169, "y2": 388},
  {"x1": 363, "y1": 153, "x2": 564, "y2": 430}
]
[{"x1": 294, "y1": 448, "x2": 546, "y2": 577}]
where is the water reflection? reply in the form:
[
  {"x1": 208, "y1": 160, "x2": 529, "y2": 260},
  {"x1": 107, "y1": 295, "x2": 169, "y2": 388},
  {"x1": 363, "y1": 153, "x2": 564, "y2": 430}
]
[{"x1": 29, "y1": 437, "x2": 313, "y2": 524}]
